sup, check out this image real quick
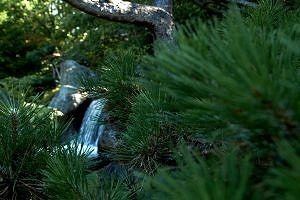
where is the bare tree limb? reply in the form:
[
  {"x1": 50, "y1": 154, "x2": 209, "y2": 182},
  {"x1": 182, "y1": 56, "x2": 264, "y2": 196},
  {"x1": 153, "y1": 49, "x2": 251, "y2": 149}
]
[{"x1": 64, "y1": 0, "x2": 174, "y2": 40}]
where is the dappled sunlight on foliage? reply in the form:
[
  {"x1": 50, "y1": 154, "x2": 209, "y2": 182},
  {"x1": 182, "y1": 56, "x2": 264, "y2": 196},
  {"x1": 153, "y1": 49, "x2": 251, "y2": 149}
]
[{"x1": 0, "y1": 0, "x2": 300, "y2": 199}]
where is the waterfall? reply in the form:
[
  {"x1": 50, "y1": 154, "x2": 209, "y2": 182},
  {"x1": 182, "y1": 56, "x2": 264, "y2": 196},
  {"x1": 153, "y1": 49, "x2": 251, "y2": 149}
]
[
  {"x1": 51, "y1": 60, "x2": 115, "y2": 158},
  {"x1": 74, "y1": 99, "x2": 106, "y2": 158},
  {"x1": 49, "y1": 60, "x2": 116, "y2": 157}
]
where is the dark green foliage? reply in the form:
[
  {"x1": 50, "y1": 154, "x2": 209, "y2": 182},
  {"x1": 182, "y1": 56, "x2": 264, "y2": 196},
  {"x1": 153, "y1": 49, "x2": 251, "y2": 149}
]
[
  {"x1": 107, "y1": 2, "x2": 300, "y2": 197},
  {"x1": 0, "y1": 72, "x2": 55, "y2": 103},
  {"x1": 267, "y1": 142, "x2": 300, "y2": 200},
  {"x1": 105, "y1": 4, "x2": 296, "y2": 178},
  {"x1": 145, "y1": 148, "x2": 252, "y2": 200},
  {"x1": 97, "y1": 172, "x2": 132, "y2": 200},
  {"x1": 144, "y1": 4, "x2": 300, "y2": 158},
  {"x1": 0, "y1": 0, "x2": 150, "y2": 80},
  {"x1": 103, "y1": 1, "x2": 300, "y2": 176},
  {"x1": 0, "y1": 0, "x2": 61, "y2": 77},
  {"x1": 43, "y1": 143, "x2": 131, "y2": 200},
  {"x1": 173, "y1": 0, "x2": 203, "y2": 23},
  {"x1": 111, "y1": 90, "x2": 177, "y2": 173},
  {"x1": 247, "y1": 0, "x2": 286, "y2": 28},
  {"x1": 80, "y1": 49, "x2": 145, "y2": 130},
  {"x1": 62, "y1": 20, "x2": 150, "y2": 69},
  {"x1": 43, "y1": 144, "x2": 100, "y2": 200},
  {"x1": 0, "y1": 93, "x2": 132, "y2": 199},
  {"x1": 0, "y1": 93, "x2": 67, "y2": 199},
  {"x1": 99, "y1": 50, "x2": 139, "y2": 127},
  {"x1": 1, "y1": 0, "x2": 300, "y2": 199}
]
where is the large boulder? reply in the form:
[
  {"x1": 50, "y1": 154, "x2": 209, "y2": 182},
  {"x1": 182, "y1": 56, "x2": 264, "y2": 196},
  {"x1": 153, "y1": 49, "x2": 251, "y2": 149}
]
[{"x1": 49, "y1": 60, "x2": 94, "y2": 114}]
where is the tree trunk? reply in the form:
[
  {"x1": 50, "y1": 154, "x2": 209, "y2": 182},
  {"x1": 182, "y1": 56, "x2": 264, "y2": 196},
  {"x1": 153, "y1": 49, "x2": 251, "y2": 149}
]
[
  {"x1": 64, "y1": 0, "x2": 174, "y2": 41},
  {"x1": 153, "y1": 0, "x2": 174, "y2": 40},
  {"x1": 154, "y1": 0, "x2": 173, "y2": 13}
]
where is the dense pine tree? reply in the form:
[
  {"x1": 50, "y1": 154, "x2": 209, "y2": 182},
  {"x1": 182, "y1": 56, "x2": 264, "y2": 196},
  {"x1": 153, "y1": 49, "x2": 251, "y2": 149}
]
[{"x1": 0, "y1": 0, "x2": 299, "y2": 199}]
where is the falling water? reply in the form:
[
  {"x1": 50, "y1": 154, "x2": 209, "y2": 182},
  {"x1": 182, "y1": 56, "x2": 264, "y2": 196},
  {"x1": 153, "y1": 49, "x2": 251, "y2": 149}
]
[{"x1": 75, "y1": 99, "x2": 107, "y2": 157}]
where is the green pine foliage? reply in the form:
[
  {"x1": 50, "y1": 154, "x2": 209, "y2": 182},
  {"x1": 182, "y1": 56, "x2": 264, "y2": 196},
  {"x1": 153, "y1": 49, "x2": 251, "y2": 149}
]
[
  {"x1": 43, "y1": 144, "x2": 98, "y2": 200},
  {"x1": 134, "y1": 2, "x2": 300, "y2": 199},
  {"x1": 80, "y1": 49, "x2": 145, "y2": 130},
  {"x1": 0, "y1": 93, "x2": 67, "y2": 199},
  {"x1": 267, "y1": 141, "x2": 300, "y2": 200},
  {"x1": 43, "y1": 143, "x2": 132, "y2": 200},
  {"x1": 107, "y1": 2, "x2": 300, "y2": 198},
  {"x1": 1, "y1": 1, "x2": 300, "y2": 199},
  {"x1": 111, "y1": 90, "x2": 177, "y2": 173},
  {"x1": 144, "y1": 3, "x2": 300, "y2": 158},
  {"x1": 97, "y1": 172, "x2": 132, "y2": 200},
  {"x1": 144, "y1": 148, "x2": 252, "y2": 200},
  {"x1": 246, "y1": 0, "x2": 286, "y2": 28},
  {"x1": 102, "y1": 1, "x2": 300, "y2": 176}
]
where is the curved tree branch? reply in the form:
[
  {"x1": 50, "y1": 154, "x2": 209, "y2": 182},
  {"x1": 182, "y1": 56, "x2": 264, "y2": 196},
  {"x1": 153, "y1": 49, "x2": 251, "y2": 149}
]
[
  {"x1": 64, "y1": 0, "x2": 174, "y2": 40},
  {"x1": 154, "y1": 0, "x2": 173, "y2": 14}
]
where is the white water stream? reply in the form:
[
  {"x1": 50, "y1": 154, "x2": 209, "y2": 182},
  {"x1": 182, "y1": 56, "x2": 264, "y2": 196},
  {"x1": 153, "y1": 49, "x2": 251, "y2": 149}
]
[{"x1": 69, "y1": 99, "x2": 107, "y2": 157}]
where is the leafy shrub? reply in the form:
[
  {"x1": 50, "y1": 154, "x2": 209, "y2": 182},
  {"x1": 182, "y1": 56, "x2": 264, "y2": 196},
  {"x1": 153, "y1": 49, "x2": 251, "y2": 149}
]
[
  {"x1": 0, "y1": 0, "x2": 61, "y2": 77},
  {"x1": 0, "y1": 72, "x2": 55, "y2": 102}
]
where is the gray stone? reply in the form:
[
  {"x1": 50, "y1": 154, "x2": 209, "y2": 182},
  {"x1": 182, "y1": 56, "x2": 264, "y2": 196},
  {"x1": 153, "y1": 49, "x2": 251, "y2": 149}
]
[{"x1": 49, "y1": 60, "x2": 94, "y2": 114}]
